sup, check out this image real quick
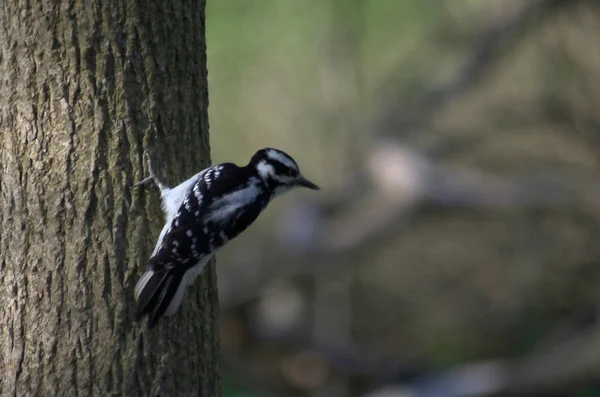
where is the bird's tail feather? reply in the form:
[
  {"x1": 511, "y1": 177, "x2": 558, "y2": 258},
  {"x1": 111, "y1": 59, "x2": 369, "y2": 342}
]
[
  {"x1": 165, "y1": 274, "x2": 189, "y2": 316},
  {"x1": 135, "y1": 268, "x2": 185, "y2": 328},
  {"x1": 149, "y1": 271, "x2": 184, "y2": 328},
  {"x1": 134, "y1": 270, "x2": 155, "y2": 301}
]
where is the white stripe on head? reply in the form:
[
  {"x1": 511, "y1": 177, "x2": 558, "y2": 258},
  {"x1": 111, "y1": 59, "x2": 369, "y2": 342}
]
[
  {"x1": 257, "y1": 160, "x2": 294, "y2": 185},
  {"x1": 257, "y1": 161, "x2": 275, "y2": 180},
  {"x1": 266, "y1": 149, "x2": 298, "y2": 171}
]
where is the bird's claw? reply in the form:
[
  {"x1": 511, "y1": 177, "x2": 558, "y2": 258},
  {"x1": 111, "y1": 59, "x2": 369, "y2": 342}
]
[
  {"x1": 133, "y1": 176, "x2": 154, "y2": 187},
  {"x1": 134, "y1": 150, "x2": 163, "y2": 189}
]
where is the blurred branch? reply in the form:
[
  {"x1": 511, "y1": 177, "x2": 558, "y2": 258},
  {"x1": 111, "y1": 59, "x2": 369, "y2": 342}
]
[
  {"x1": 362, "y1": 307, "x2": 600, "y2": 397},
  {"x1": 217, "y1": 1, "x2": 600, "y2": 395},
  {"x1": 223, "y1": 303, "x2": 600, "y2": 396},
  {"x1": 220, "y1": 140, "x2": 600, "y2": 308},
  {"x1": 377, "y1": 0, "x2": 591, "y2": 138},
  {"x1": 503, "y1": 308, "x2": 600, "y2": 395},
  {"x1": 218, "y1": 0, "x2": 600, "y2": 310}
]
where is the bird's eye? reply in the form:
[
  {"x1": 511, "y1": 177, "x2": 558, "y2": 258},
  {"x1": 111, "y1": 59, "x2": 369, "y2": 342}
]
[{"x1": 289, "y1": 169, "x2": 298, "y2": 177}]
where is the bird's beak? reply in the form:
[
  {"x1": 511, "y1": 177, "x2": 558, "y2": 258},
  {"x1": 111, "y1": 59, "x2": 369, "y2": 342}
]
[{"x1": 295, "y1": 175, "x2": 320, "y2": 190}]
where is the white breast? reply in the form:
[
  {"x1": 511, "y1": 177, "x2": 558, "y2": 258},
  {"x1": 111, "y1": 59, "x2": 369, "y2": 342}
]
[
  {"x1": 151, "y1": 168, "x2": 209, "y2": 256},
  {"x1": 160, "y1": 168, "x2": 209, "y2": 223}
]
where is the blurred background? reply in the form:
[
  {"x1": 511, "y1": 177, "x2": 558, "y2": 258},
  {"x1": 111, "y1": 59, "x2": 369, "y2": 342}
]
[{"x1": 206, "y1": 1, "x2": 600, "y2": 396}]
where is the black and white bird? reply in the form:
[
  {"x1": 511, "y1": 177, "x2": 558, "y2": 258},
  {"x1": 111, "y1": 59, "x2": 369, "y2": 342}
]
[{"x1": 134, "y1": 148, "x2": 320, "y2": 328}]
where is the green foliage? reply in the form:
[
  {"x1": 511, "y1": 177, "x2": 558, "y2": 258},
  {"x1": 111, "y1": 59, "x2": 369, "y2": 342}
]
[{"x1": 206, "y1": 0, "x2": 441, "y2": 162}]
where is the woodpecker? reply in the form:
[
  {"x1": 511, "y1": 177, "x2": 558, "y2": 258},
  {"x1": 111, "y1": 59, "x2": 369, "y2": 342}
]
[{"x1": 134, "y1": 148, "x2": 320, "y2": 328}]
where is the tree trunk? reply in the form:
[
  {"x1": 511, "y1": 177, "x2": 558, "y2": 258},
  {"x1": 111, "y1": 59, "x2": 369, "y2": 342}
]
[{"x1": 0, "y1": 0, "x2": 219, "y2": 396}]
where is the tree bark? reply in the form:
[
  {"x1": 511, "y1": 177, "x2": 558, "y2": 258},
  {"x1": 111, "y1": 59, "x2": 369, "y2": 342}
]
[{"x1": 0, "y1": 0, "x2": 218, "y2": 396}]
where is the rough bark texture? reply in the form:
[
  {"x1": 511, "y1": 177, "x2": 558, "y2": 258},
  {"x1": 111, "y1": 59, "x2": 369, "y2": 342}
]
[{"x1": 0, "y1": 0, "x2": 219, "y2": 396}]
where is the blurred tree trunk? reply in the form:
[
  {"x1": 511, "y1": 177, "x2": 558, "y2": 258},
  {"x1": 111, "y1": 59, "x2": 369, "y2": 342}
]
[{"x1": 0, "y1": 1, "x2": 218, "y2": 396}]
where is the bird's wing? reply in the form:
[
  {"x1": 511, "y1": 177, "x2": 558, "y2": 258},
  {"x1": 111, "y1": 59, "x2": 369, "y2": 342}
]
[{"x1": 135, "y1": 163, "x2": 252, "y2": 327}]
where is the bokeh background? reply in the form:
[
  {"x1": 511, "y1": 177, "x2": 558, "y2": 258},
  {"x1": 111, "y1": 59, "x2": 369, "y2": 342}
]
[{"x1": 206, "y1": 1, "x2": 600, "y2": 396}]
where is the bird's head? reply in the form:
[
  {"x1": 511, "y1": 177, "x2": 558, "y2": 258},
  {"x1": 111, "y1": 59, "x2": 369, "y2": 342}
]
[{"x1": 249, "y1": 148, "x2": 320, "y2": 195}]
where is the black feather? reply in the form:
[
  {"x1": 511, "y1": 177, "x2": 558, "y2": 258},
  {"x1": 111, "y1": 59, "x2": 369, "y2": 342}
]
[
  {"x1": 135, "y1": 270, "x2": 171, "y2": 321},
  {"x1": 148, "y1": 271, "x2": 184, "y2": 329}
]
